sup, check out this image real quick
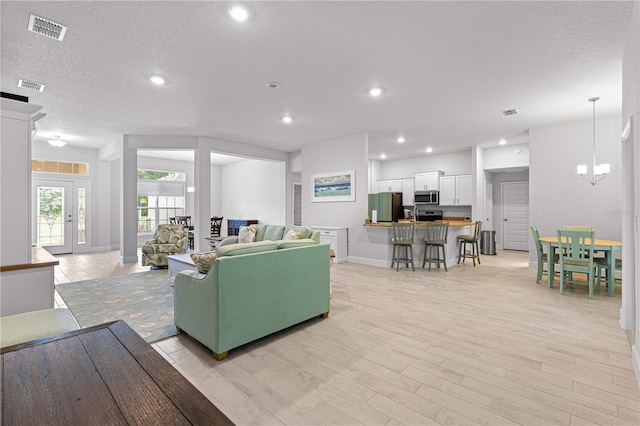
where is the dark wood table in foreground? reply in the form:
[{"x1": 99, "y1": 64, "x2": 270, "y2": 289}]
[{"x1": 1, "y1": 320, "x2": 233, "y2": 425}]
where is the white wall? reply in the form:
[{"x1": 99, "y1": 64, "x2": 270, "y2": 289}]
[
  {"x1": 220, "y1": 159, "x2": 286, "y2": 226},
  {"x1": 302, "y1": 133, "x2": 369, "y2": 261},
  {"x1": 621, "y1": 0, "x2": 639, "y2": 385},
  {"x1": 380, "y1": 150, "x2": 472, "y2": 180},
  {"x1": 484, "y1": 143, "x2": 529, "y2": 170},
  {"x1": 529, "y1": 115, "x2": 623, "y2": 263}
]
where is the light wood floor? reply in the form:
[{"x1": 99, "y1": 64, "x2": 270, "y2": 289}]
[{"x1": 55, "y1": 249, "x2": 639, "y2": 425}]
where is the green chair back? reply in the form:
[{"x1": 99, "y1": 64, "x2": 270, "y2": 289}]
[
  {"x1": 556, "y1": 229, "x2": 597, "y2": 298},
  {"x1": 530, "y1": 225, "x2": 543, "y2": 258},
  {"x1": 561, "y1": 225, "x2": 592, "y2": 232}
]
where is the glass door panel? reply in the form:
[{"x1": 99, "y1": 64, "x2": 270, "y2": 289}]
[{"x1": 34, "y1": 180, "x2": 73, "y2": 254}]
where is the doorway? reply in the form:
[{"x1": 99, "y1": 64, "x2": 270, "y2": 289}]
[
  {"x1": 293, "y1": 182, "x2": 302, "y2": 226},
  {"x1": 33, "y1": 180, "x2": 90, "y2": 254},
  {"x1": 502, "y1": 181, "x2": 529, "y2": 251}
]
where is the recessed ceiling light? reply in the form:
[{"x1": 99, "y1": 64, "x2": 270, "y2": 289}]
[
  {"x1": 396, "y1": 136, "x2": 406, "y2": 143},
  {"x1": 425, "y1": 147, "x2": 433, "y2": 153},
  {"x1": 380, "y1": 153, "x2": 386, "y2": 159},
  {"x1": 149, "y1": 76, "x2": 165, "y2": 85},
  {"x1": 266, "y1": 82, "x2": 280, "y2": 89},
  {"x1": 499, "y1": 139, "x2": 507, "y2": 145},
  {"x1": 48, "y1": 135, "x2": 66, "y2": 147},
  {"x1": 228, "y1": 5, "x2": 250, "y2": 22},
  {"x1": 282, "y1": 115, "x2": 293, "y2": 124},
  {"x1": 368, "y1": 87, "x2": 383, "y2": 97}
]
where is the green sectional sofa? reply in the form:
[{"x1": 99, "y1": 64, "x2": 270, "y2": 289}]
[
  {"x1": 174, "y1": 238, "x2": 330, "y2": 360},
  {"x1": 218, "y1": 224, "x2": 320, "y2": 247}
]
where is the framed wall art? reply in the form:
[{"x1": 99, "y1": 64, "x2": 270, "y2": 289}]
[{"x1": 311, "y1": 170, "x2": 355, "y2": 202}]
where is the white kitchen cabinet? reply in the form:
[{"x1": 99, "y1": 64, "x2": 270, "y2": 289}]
[
  {"x1": 312, "y1": 226, "x2": 348, "y2": 263},
  {"x1": 439, "y1": 174, "x2": 472, "y2": 206},
  {"x1": 378, "y1": 179, "x2": 402, "y2": 193},
  {"x1": 401, "y1": 178, "x2": 414, "y2": 206},
  {"x1": 414, "y1": 171, "x2": 443, "y2": 191}
]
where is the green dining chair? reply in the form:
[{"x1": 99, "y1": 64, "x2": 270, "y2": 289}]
[
  {"x1": 596, "y1": 258, "x2": 622, "y2": 292},
  {"x1": 530, "y1": 225, "x2": 558, "y2": 284},
  {"x1": 561, "y1": 225, "x2": 592, "y2": 231},
  {"x1": 556, "y1": 229, "x2": 602, "y2": 299}
]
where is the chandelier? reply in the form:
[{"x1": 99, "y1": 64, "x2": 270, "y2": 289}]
[{"x1": 577, "y1": 97, "x2": 609, "y2": 185}]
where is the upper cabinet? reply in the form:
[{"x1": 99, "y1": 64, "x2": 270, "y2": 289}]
[
  {"x1": 378, "y1": 179, "x2": 402, "y2": 193},
  {"x1": 401, "y1": 178, "x2": 414, "y2": 206},
  {"x1": 439, "y1": 174, "x2": 472, "y2": 206},
  {"x1": 414, "y1": 171, "x2": 443, "y2": 191}
]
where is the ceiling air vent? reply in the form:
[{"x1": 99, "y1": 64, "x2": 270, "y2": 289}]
[
  {"x1": 18, "y1": 79, "x2": 45, "y2": 92},
  {"x1": 28, "y1": 14, "x2": 67, "y2": 41},
  {"x1": 502, "y1": 109, "x2": 518, "y2": 116}
]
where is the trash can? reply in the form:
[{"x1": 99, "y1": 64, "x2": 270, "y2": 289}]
[{"x1": 481, "y1": 230, "x2": 496, "y2": 255}]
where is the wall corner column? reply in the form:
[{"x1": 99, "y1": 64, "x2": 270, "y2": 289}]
[
  {"x1": 119, "y1": 136, "x2": 138, "y2": 263},
  {"x1": 195, "y1": 140, "x2": 211, "y2": 252}
]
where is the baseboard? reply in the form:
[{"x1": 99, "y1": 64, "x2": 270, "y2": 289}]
[
  {"x1": 91, "y1": 246, "x2": 112, "y2": 253},
  {"x1": 633, "y1": 343, "x2": 640, "y2": 388},
  {"x1": 111, "y1": 244, "x2": 120, "y2": 250},
  {"x1": 348, "y1": 256, "x2": 389, "y2": 268},
  {"x1": 119, "y1": 255, "x2": 138, "y2": 263}
]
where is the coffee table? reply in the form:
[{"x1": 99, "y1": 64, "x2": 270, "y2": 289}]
[{"x1": 167, "y1": 253, "x2": 197, "y2": 283}]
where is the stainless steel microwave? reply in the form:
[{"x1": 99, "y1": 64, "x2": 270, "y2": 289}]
[{"x1": 414, "y1": 190, "x2": 439, "y2": 205}]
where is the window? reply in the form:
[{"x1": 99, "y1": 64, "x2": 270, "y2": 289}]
[
  {"x1": 137, "y1": 169, "x2": 186, "y2": 233},
  {"x1": 32, "y1": 159, "x2": 88, "y2": 175}
]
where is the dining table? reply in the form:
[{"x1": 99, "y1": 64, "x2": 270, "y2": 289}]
[
  {"x1": 538, "y1": 236, "x2": 622, "y2": 297},
  {"x1": 1, "y1": 320, "x2": 233, "y2": 425}
]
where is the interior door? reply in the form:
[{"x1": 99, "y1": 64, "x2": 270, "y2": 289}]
[
  {"x1": 502, "y1": 181, "x2": 529, "y2": 251},
  {"x1": 33, "y1": 180, "x2": 74, "y2": 254}
]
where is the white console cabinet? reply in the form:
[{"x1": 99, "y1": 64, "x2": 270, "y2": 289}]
[{"x1": 312, "y1": 226, "x2": 348, "y2": 263}]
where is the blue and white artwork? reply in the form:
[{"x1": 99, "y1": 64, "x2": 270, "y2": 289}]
[{"x1": 311, "y1": 171, "x2": 355, "y2": 202}]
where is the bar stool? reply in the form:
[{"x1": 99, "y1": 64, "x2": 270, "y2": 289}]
[
  {"x1": 457, "y1": 221, "x2": 482, "y2": 266},
  {"x1": 391, "y1": 222, "x2": 415, "y2": 271},
  {"x1": 422, "y1": 222, "x2": 449, "y2": 271}
]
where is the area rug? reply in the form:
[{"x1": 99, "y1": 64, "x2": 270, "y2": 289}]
[{"x1": 56, "y1": 271, "x2": 178, "y2": 343}]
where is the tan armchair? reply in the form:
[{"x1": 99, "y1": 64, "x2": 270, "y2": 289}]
[{"x1": 141, "y1": 224, "x2": 188, "y2": 268}]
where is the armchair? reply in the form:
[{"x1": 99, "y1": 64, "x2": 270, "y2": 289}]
[{"x1": 141, "y1": 224, "x2": 189, "y2": 268}]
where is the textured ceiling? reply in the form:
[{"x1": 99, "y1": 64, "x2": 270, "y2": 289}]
[{"x1": 0, "y1": 1, "x2": 633, "y2": 161}]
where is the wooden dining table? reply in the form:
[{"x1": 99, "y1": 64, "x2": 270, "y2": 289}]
[
  {"x1": 1, "y1": 320, "x2": 233, "y2": 425},
  {"x1": 538, "y1": 236, "x2": 622, "y2": 297}
]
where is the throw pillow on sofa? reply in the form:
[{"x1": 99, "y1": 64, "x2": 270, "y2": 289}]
[
  {"x1": 190, "y1": 252, "x2": 216, "y2": 274},
  {"x1": 238, "y1": 224, "x2": 257, "y2": 243},
  {"x1": 283, "y1": 228, "x2": 300, "y2": 240}
]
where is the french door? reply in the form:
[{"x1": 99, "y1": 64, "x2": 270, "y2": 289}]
[{"x1": 32, "y1": 180, "x2": 89, "y2": 254}]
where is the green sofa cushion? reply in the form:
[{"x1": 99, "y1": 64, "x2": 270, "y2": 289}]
[
  {"x1": 254, "y1": 224, "x2": 267, "y2": 241},
  {"x1": 275, "y1": 238, "x2": 317, "y2": 249},
  {"x1": 284, "y1": 226, "x2": 314, "y2": 239},
  {"x1": 216, "y1": 240, "x2": 277, "y2": 257},
  {"x1": 263, "y1": 225, "x2": 285, "y2": 241}
]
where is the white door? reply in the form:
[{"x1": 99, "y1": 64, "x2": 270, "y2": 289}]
[
  {"x1": 502, "y1": 181, "x2": 529, "y2": 251},
  {"x1": 33, "y1": 180, "x2": 90, "y2": 254}
]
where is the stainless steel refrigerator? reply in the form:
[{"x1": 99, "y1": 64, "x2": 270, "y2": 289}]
[{"x1": 368, "y1": 192, "x2": 403, "y2": 222}]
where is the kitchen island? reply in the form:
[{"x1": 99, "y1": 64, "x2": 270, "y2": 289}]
[{"x1": 360, "y1": 219, "x2": 474, "y2": 269}]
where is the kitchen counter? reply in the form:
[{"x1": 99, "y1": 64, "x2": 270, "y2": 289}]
[
  {"x1": 364, "y1": 220, "x2": 472, "y2": 228},
  {"x1": 360, "y1": 221, "x2": 474, "y2": 268}
]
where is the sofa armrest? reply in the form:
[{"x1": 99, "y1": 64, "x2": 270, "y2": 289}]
[
  {"x1": 310, "y1": 230, "x2": 320, "y2": 243},
  {"x1": 218, "y1": 236, "x2": 239, "y2": 247}
]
